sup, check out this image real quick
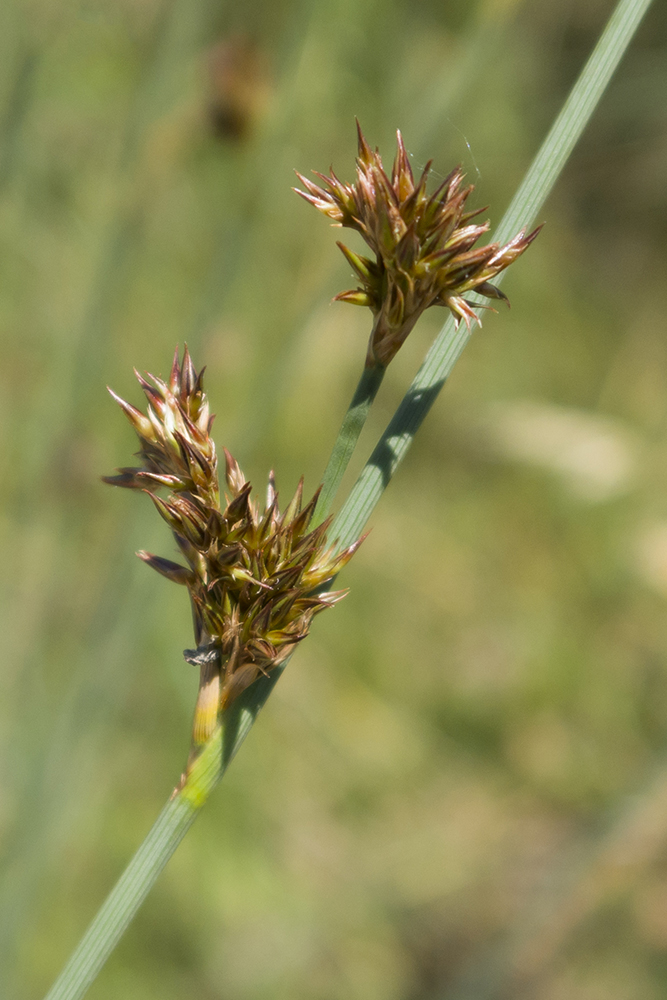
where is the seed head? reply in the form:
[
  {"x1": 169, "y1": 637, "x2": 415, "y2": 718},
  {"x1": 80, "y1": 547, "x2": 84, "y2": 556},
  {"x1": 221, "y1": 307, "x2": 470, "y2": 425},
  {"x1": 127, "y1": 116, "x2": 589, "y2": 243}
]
[
  {"x1": 104, "y1": 348, "x2": 362, "y2": 755},
  {"x1": 103, "y1": 345, "x2": 218, "y2": 506},
  {"x1": 295, "y1": 122, "x2": 541, "y2": 367}
]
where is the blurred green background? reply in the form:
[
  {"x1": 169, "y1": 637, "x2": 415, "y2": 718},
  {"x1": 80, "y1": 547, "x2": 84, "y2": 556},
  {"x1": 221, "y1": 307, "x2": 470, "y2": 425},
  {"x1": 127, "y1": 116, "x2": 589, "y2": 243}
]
[{"x1": 2, "y1": 0, "x2": 667, "y2": 997}]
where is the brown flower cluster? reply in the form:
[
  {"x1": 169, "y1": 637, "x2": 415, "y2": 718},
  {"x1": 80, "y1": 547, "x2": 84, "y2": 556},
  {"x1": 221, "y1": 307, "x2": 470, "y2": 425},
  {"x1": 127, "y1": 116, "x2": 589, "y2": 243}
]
[
  {"x1": 296, "y1": 123, "x2": 541, "y2": 368},
  {"x1": 104, "y1": 348, "x2": 361, "y2": 755}
]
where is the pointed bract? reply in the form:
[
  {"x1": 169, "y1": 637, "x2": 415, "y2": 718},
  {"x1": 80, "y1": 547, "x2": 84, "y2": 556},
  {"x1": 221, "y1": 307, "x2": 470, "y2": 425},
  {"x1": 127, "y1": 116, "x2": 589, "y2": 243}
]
[{"x1": 106, "y1": 348, "x2": 218, "y2": 507}]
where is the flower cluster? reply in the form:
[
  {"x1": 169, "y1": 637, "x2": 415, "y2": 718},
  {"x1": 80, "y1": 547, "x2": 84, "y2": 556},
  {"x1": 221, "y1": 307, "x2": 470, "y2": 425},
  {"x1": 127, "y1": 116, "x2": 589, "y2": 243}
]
[
  {"x1": 296, "y1": 123, "x2": 541, "y2": 367},
  {"x1": 104, "y1": 348, "x2": 361, "y2": 754}
]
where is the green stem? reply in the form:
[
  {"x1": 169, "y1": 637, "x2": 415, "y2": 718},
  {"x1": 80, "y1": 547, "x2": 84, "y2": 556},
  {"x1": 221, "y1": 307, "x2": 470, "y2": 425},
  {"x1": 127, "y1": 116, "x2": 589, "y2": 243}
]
[
  {"x1": 43, "y1": 671, "x2": 282, "y2": 1000},
  {"x1": 315, "y1": 362, "x2": 385, "y2": 525},
  {"x1": 43, "y1": 0, "x2": 653, "y2": 995},
  {"x1": 332, "y1": 0, "x2": 654, "y2": 550},
  {"x1": 44, "y1": 792, "x2": 199, "y2": 1000}
]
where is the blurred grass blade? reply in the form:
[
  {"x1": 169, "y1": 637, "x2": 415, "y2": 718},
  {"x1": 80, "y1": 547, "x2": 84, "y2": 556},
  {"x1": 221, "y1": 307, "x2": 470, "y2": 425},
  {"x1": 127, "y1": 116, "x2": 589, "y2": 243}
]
[
  {"x1": 331, "y1": 0, "x2": 654, "y2": 550},
  {"x1": 42, "y1": 0, "x2": 652, "y2": 996}
]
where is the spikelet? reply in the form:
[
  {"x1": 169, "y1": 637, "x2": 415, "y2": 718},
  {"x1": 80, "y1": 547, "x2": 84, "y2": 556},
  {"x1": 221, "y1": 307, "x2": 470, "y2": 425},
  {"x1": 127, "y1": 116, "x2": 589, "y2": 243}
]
[
  {"x1": 295, "y1": 122, "x2": 541, "y2": 367},
  {"x1": 105, "y1": 348, "x2": 362, "y2": 760}
]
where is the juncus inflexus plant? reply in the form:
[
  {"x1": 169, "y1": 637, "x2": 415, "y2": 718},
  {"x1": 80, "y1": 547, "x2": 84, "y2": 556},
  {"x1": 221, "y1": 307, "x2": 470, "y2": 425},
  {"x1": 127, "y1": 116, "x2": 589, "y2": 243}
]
[
  {"x1": 44, "y1": 2, "x2": 654, "y2": 988},
  {"x1": 103, "y1": 347, "x2": 361, "y2": 771},
  {"x1": 297, "y1": 125, "x2": 541, "y2": 520},
  {"x1": 296, "y1": 122, "x2": 541, "y2": 369},
  {"x1": 104, "y1": 127, "x2": 538, "y2": 773}
]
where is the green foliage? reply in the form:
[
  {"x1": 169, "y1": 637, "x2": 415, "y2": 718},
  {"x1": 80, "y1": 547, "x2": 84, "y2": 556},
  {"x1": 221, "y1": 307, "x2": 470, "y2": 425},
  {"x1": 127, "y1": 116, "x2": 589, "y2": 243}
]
[{"x1": 1, "y1": 1, "x2": 666, "y2": 999}]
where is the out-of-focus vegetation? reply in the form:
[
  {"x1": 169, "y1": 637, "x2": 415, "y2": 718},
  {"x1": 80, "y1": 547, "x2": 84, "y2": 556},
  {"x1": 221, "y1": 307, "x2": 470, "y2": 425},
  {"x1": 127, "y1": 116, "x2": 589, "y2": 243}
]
[{"x1": 2, "y1": 0, "x2": 667, "y2": 997}]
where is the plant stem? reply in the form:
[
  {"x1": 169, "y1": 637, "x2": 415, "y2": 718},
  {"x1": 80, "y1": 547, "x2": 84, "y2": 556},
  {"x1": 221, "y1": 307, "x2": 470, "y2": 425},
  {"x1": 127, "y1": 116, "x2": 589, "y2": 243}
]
[
  {"x1": 44, "y1": 792, "x2": 199, "y2": 1000},
  {"x1": 314, "y1": 362, "x2": 385, "y2": 525},
  {"x1": 42, "y1": 0, "x2": 653, "y2": 995},
  {"x1": 43, "y1": 671, "x2": 282, "y2": 1000},
  {"x1": 331, "y1": 0, "x2": 655, "y2": 550}
]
